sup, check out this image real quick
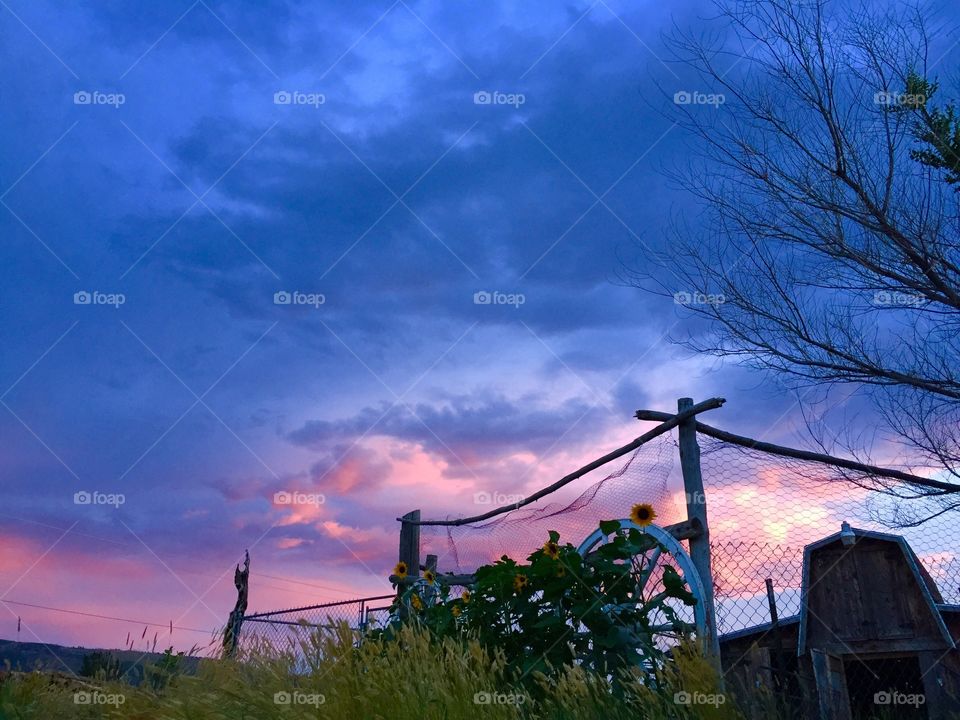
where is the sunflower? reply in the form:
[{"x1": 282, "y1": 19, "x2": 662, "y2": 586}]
[
  {"x1": 630, "y1": 503, "x2": 657, "y2": 527},
  {"x1": 513, "y1": 573, "x2": 529, "y2": 593},
  {"x1": 423, "y1": 570, "x2": 436, "y2": 584},
  {"x1": 410, "y1": 593, "x2": 423, "y2": 611},
  {"x1": 451, "y1": 605, "x2": 462, "y2": 618},
  {"x1": 462, "y1": 590, "x2": 471, "y2": 604},
  {"x1": 542, "y1": 540, "x2": 560, "y2": 560},
  {"x1": 393, "y1": 561, "x2": 409, "y2": 579}
]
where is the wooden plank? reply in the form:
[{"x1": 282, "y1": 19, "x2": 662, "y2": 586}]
[
  {"x1": 811, "y1": 649, "x2": 852, "y2": 720},
  {"x1": 678, "y1": 398, "x2": 722, "y2": 670},
  {"x1": 635, "y1": 410, "x2": 958, "y2": 494}
]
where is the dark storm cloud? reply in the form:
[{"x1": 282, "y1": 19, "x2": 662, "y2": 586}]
[
  {"x1": 288, "y1": 392, "x2": 614, "y2": 466},
  {"x1": 1, "y1": 0, "x2": 766, "y2": 646}
]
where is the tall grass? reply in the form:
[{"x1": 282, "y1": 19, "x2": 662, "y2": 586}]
[{"x1": 0, "y1": 624, "x2": 743, "y2": 719}]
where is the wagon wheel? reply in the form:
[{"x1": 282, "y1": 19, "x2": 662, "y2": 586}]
[{"x1": 575, "y1": 520, "x2": 707, "y2": 668}]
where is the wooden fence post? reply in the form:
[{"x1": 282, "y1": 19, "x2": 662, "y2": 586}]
[
  {"x1": 677, "y1": 398, "x2": 722, "y2": 671},
  {"x1": 397, "y1": 510, "x2": 421, "y2": 620},
  {"x1": 222, "y1": 550, "x2": 250, "y2": 657},
  {"x1": 399, "y1": 509, "x2": 421, "y2": 579}
]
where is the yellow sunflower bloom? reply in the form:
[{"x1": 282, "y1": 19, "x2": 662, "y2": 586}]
[
  {"x1": 513, "y1": 573, "x2": 529, "y2": 593},
  {"x1": 423, "y1": 570, "x2": 436, "y2": 584},
  {"x1": 451, "y1": 605, "x2": 462, "y2": 618},
  {"x1": 542, "y1": 540, "x2": 560, "y2": 560},
  {"x1": 630, "y1": 503, "x2": 657, "y2": 527},
  {"x1": 410, "y1": 593, "x2": 423, "y2": 611},
  {"x1": 393, "y1": 561, "x2": 408, "y2": 579},
  {"x1": 462, "y1": 590, "x2": 471, "y2": 604}
]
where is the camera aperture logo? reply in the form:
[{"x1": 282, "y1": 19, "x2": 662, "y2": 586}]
[
  {"x1": 274, "y1": 290, "x2": 325, "y2": 308},
  {"x1": 474, "y1": 90, "x2": 525, "y2": 108},
  {"x1": 674, "y1": 291, "x2": 724, "y2": 306},
  {"x1": 874, "y1": 90, "x2": 926, "y2": 108},
  {"x1": 473, "y1": 290, "x2": 525, "y2": 308},
  {"x1": 274, "y1": 91, "x2": 325, "y2": 108},
  {"x1": 674, "y1": 691, "x2": 725, "y2": 707},
  {"x1": 874, "y1": 691, "x2": 924, "y2": 707},
  {"x1": 74, "y1": 691, "x2": 125, "y2": 706},
  {"x1": 673, "y1": 90, "x2": 724, "y2": 108},
  {"x1": 474, "y1": 691, "x2": 526, "y2": 705},
  {"x1": 274, "y1": 490, "x2": 325, "y2": 507},
  {"x1": 74, "y1": 490, "x2": 125, "y2": 509},
  {"x1": 74, "y1": 290, "x2": 125, "y2": 308},
  {"x1": 74, "y1": 91, "x2": 125, "y2": 108},
  {"x1": 274, "y1": 691, "x2": 325, "y2": 706},
  {"x1": 474, "y1": 491, "x2": 524, "y2": 506},
  {"x1": 873, "y1": 290, "x2": 923, "y2": 307}
]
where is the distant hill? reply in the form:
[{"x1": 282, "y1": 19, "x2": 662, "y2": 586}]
[{"x1": 0, "y1": 639, "x2": 202, "y2": 684}]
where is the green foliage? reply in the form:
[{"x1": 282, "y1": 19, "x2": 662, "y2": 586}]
[
  {"x1": 143, "y1": 647, "x2": 185, "y2": 692},
  {"x1": 79, "y1": 652, "x2": 121, "y2": 682},
  {"x1": 383, "y1": 522, "x2": 698, "y2": 686},
  {"x1": 889, "y1": 70, "x2": 960, "y2": 188}
]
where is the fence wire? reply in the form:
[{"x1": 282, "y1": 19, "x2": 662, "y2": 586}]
[
  {"x1": 420, "y1": 431, "x2": 960, "y2": 638},
  {"x1": 240, "y1": 595, "x2": 395, "y2": 657}
]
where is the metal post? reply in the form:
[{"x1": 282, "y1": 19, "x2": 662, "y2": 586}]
[
  {"x1": 677, "y1": 398, "x2": 722, "y2": 670},
  {"x1": 766, "y1": 578, "x2": 786, "y2": 689}
]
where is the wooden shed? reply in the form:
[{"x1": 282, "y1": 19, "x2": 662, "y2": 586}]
[{"x1": 719, "y1": 525, "x2": 960, "y2": 720}]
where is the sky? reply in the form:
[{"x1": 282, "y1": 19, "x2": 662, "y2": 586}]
[{"x1": 2, "y1": 0, "x2": 958, "y2": 655}]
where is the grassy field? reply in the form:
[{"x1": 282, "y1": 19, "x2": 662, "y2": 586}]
[{"x1": 0, "y1": 624, "x2": 743, "y2": 719}]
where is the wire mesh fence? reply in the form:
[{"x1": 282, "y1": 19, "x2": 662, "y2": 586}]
[
  {"x1": 419, "y1": 430, "x2": 960, "y2": 639},
  {"x1": 240, "y1": 595, "x2": 395, "y2": 658}
]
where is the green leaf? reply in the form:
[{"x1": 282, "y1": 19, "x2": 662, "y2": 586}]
[{"x1": 599, "y1": 519, "x2": 622, "y2": 536}]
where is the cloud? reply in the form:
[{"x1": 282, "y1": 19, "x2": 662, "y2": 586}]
[{"x1": 288, "y1": 391, "x2": 614, "y2": 470}]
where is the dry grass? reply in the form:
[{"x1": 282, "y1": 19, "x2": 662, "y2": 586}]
[{"x1": 0, "y1": 625, "x2": 744, "y2": 719}]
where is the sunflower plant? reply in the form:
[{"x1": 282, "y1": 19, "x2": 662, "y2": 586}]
[{"x1": 382, "y1": 511, "x2": 698, "y2": 687}]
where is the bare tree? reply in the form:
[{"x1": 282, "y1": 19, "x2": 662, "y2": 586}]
[{"x1": 633, "y1": 0, "x2": 960, "y2": 509}]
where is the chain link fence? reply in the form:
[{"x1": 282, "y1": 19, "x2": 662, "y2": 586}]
[
  {"x1": 240, "y1": 595, "x2": 395, "y2": 658},
  {"x1": 418, "y1": 431, "x2": 960, "y2": 639}
]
